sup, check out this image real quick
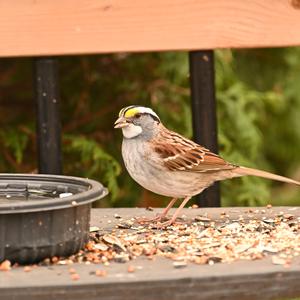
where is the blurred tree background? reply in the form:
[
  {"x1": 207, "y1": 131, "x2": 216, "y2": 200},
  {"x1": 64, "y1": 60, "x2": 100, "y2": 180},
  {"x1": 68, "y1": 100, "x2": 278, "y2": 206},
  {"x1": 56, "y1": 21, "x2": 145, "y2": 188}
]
[{"x1": 0, "y1": 48, "x2": 299, "y2": 207}]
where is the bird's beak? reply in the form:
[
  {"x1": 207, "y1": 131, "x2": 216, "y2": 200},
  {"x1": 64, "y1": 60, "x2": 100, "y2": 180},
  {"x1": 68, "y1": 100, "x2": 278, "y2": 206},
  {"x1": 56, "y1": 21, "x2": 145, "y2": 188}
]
[{"x1": 114, "y1": 117, "x2": 129, "y2": 128}]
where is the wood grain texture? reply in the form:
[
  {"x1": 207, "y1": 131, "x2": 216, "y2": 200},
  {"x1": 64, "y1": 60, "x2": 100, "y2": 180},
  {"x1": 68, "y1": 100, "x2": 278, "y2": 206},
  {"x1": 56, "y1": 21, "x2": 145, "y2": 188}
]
[{"x1": 0, "y1": 0, "x2": 300, "y2": 57}]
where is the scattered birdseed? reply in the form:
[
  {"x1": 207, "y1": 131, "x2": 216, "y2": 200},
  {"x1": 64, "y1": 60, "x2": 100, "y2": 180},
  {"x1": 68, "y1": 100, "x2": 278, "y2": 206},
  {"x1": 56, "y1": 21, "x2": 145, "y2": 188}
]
[
  {"x1": 127, "y1": 265, "x2": 135, "y2": 273},
  {"x1": 23, "y1": 266, "x2": 32, "y2": 272},
  {"x1": 102, "y1": 234, "x2": 127, "y2": 252},
  {"x1": 173, "y1": 261, "x2": 187, "y2": 268},
  {"x1": 90, "y1": 226, "x2": 100, "y2": 232},
  {"x1": 94, "y1": 243, "x2": 109, "y2": 251},
  {"x1": 51, "y1": 256, "x2": 59, "y2": 263},
  {"x1": 117, "y1": 222, "x2": 133, "y2": 229},
  {"x1": 68, "y1": 268, "x2": 77, "y2": 274},
  {"x1": 71, "y1": 273, "x2": 80, "y2": 281},
  {"x1": 95, "y1": 269, "x2": 107, "y2": 277},
  {"x1": 76, "y1": 209, "x2": 299, "y2": 267},
  {"x1": 5, "y1": 208, "x2": 297, "y2": 271},
  {"x1": 0, "y1": 260, "x2": 11, "y2": 271},
  {"x1": 283, "y1": 214, "x2": 294, "y2": 220},
  {"x1": 194, "y1": 216, "x2": 211, "y2": 222}
]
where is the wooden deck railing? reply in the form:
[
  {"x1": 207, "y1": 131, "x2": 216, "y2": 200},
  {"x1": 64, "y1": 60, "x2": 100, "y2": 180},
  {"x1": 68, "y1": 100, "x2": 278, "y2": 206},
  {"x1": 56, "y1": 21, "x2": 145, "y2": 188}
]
[
  {"x1": 1, "y1": 0, "x2": 300, "y2": 56},
  {"x1": 1, "y1": 0, "x2": 300, "y2": 206}
]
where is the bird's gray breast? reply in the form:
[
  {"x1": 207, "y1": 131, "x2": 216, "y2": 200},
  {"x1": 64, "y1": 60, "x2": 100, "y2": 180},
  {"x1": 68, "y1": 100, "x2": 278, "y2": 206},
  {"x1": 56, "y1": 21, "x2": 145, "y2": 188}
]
[
  {"x1": 121, "y1": 138, "x2": 210, "y2": 198},
  {"x1": 121, "y1": 138, "x2": 154, "y2": 184}
]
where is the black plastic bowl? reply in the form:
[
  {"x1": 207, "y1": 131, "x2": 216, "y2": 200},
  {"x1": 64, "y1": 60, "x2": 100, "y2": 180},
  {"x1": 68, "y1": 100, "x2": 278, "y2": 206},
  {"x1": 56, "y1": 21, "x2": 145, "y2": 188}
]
[{"x1": 0, "y1": 174, "x2": 108, "y2": 264}]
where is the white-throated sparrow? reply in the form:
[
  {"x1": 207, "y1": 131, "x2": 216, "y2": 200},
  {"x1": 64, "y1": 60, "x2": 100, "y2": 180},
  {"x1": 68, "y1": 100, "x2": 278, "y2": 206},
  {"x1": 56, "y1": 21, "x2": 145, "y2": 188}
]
[{"x1": 114, "y1": 105, "x2": 300, "y2": 226}]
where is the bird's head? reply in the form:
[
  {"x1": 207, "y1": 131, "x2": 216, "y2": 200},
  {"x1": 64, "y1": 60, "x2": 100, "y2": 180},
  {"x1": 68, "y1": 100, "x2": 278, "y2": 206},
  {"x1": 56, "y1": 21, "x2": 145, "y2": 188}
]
[{"x1": 114, "y1": 105, "x2": 160, "y2": 139}]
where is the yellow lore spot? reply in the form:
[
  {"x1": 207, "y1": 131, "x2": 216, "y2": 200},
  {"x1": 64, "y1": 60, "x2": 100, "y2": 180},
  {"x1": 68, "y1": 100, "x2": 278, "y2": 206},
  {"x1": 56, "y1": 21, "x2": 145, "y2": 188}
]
[
  {"x1": 124, "y1": 108, "x2": 140, "y2": 118},
  {"x1": 118, "y1": 106, "x2": 138, "y2": 117}
]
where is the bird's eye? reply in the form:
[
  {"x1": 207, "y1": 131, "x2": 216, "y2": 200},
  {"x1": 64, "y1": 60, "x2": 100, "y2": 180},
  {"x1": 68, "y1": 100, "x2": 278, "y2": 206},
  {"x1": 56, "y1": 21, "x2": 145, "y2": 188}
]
[{"x1": 135, "y1": 113, "x2": 142, "y2": 118}]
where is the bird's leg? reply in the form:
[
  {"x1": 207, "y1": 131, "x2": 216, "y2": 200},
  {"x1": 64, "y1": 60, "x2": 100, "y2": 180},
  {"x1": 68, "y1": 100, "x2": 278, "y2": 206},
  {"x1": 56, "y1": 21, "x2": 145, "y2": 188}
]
[
  {"x1": 158, "y1": 196, "x2": 191, "y2": 228},
  {"x1": 154, "y1": 198, "x2": 178, "y2": 221},
  {"x1": 136, "y1": 198, "x2": 178, "y2": 223}
]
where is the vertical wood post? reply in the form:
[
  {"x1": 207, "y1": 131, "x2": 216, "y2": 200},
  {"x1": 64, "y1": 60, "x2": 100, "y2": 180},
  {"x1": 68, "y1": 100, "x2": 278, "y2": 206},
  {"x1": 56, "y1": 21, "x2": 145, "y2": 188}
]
[
  {"x1": 189, "y1": 50, "x2": 220, "y2": 207},
  {"x1": 34, "y1": 57, "x2": 62, "y2": 174}
]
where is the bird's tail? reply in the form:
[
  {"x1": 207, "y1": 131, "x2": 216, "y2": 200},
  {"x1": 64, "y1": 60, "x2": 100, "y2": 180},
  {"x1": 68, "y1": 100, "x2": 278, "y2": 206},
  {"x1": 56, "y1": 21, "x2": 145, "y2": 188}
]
[{"x1": 234, "y1": 166, "x2": 300, "y2": 186}]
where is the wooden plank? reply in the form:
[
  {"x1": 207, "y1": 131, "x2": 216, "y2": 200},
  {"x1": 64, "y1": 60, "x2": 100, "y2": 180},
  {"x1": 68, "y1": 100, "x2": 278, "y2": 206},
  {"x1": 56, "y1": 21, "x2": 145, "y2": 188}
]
[
  {"x1": 1, "y1": 261, "x2": 300, "y2": 300},
  {"x1": 1, "y1": 0, "x2": 300, "y2": 57},
  {"x1": 1, "y1": 207, "x2": 300, "y2": 300}
]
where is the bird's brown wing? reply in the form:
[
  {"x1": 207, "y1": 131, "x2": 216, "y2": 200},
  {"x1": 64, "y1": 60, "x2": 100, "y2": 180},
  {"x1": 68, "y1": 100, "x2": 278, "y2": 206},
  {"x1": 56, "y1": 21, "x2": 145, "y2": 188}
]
[{"x1": 151, "y1": 128, "x2": 236, "y2": 172}]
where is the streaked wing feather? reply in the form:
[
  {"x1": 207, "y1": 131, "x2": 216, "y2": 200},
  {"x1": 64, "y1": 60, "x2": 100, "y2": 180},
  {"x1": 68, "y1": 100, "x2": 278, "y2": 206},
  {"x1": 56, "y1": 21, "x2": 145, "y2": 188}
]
[{"x1": 152, "y1": 127, "x2": 235, "y2": 172}]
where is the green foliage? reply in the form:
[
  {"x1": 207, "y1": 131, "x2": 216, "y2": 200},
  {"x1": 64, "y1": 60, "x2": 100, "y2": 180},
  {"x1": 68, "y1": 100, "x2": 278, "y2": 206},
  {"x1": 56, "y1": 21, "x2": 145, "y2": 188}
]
[
  {"x1": 0, "y1": 128, "x2": 28, "y2": 164},
  {"x1": 64, "y1": 135, "x2": 121, "y2": 201},
  {"x1": 0, "y1": 49, "x2": 299, "y2": 207}
]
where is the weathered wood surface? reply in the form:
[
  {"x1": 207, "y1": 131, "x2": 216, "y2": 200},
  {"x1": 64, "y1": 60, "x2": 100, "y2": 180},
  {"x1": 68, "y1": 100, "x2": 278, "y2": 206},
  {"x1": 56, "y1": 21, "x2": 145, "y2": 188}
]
[
  {"x1": 0, "y1": 207, "x2": 300, "y2": 300},
  {"x1": 1, "y1": 0, "x2": 300, "y2": 57}
]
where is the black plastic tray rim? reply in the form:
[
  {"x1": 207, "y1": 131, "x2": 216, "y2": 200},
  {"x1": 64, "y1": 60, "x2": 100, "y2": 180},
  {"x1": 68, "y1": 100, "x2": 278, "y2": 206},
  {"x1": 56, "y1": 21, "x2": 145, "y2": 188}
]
[{"x1": 0, "y1": 173, "x2": 108, "y2": 214}]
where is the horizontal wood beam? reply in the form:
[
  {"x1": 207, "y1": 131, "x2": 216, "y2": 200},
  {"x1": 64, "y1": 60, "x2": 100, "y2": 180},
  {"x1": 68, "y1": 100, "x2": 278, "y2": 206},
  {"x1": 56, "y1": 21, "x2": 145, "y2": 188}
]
[{"x1": 1, "y1": 0, "x2": 300, "y2": 57}]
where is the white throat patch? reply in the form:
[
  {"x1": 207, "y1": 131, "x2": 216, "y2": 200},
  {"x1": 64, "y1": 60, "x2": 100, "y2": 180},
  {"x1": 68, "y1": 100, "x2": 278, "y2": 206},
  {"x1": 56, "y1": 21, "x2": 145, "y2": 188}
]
[{"x1": 122, "y1": 124, "x2": 143, "y2": 139}]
